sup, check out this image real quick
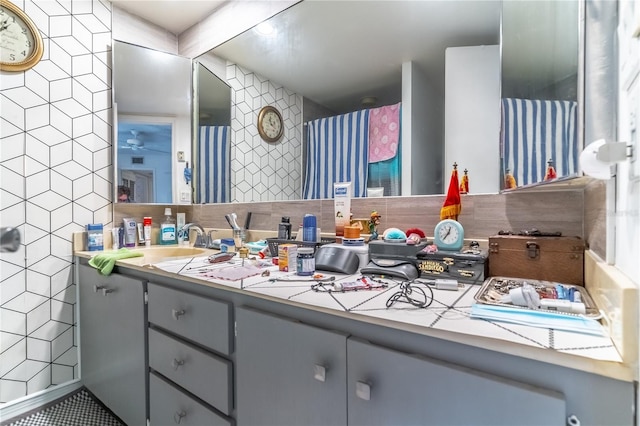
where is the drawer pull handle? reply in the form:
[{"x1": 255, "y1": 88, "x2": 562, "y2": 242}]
[
  {"x1": 172, "y1": 358, "x2": 185, "y2": 370},
  {"x1": 171, "y1": 309, "x2": 186, "y2": 320},
  {"x1": 173, "y1": 410, "x2": 187, "y2": 424},
  {"x1": 313, "y1": 364, "x2": 326, "y2": 382},
  {"x1": 355, "y1": 381, "x2": 371, "y2": 401},
  {"x1": 94, "y1": 285, "x2": 113, "y2": 296}
]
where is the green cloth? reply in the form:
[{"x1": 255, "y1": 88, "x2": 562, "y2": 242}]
[{"x1": 88, "y1": 248, "x2": 143, "y2": 276}]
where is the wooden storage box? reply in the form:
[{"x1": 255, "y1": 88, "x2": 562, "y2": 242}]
[{"x1": 488, "y1": 235, "x2": 585, "y2": 285}]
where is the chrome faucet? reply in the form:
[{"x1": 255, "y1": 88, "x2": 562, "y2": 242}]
[
  {"x1": 179, "y1": 223, "x2": 208, "y2": 248},
  {"x1": 1, "y1": 227, "x2": 21, "y2": 252}
]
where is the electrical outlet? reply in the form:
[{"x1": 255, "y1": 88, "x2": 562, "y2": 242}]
[{"x1": 177, "y1": 151, "x2": 185, "y2": 162}]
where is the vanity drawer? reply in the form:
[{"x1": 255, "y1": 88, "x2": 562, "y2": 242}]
[
  {"x1": 147, "y1": 282, "x2": 232, "y2": 355},
  {"x1": 149, "y1": 328, "x2": 233, "y2": 415},
  {"x1": 150, "y1": 371, "x2": 233, "y2": 426}
]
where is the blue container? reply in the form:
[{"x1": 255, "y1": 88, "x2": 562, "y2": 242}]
[
  {"x1": 86, "y1": 224, "x2": 104, "y2": 251},
  {"x1": 302, "y1": 214, "x2": 317, "y2": 242},
  {"x1": 220, "y1": 238, "x2": 235, "y2": 252}
]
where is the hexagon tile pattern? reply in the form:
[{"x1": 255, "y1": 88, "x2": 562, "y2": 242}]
[
  {"x1": 227, "y1": 63, "x2": 303, "y2": 202},
  {"x1": 0, "y1": 0, "x2": 112, "y2": 404}
]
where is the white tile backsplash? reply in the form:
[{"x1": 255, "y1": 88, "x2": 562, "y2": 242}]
[
  {"x1": 0, "y1": 340, "x2": 26, "y2": 376},
  {"x1": 27, "y1": 337, "x2": 51, "y2": 362},
  {"x1": 27, "y1": 365, "x2": 51, "y2": 394},
  {"x1": 50, "y1": 15, "x2": 72, "y2": 37},
  {"x1": 0, "y1": 273, "x2": 26, "y2": 305},
  {"x1": 26, "y1": 270, "x2": 52, "y2": 298}
]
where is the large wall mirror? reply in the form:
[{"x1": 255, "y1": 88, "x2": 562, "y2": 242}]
[
  {"x1": 112, "y1": 1, "x2": 583, "y2": 204},
  {"x1": 113, "y1": 40, "x2": 192, "y2": 204},
  {"x1": 193, "y1": 58, "x2": 232, "y2": 204},
  {"x1": 500, "y1": 0, "x2": 582, "y2": 190},
  {"x1": 193, "y1": 0, "x2": 582, "y2": 203}
]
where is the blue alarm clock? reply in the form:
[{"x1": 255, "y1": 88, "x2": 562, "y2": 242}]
[{"x1": 434, "y1": 219, "x2": 464, "y2": 251}]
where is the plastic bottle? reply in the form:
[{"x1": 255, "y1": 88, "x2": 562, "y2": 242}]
[
  {"x1": 86, "y1": 224, "x2": 104, "y2": 251},
  {"x1": 278, "y1": 216, "x2": 292, "y2": 240},
  {"x1": 160, "y1": 208, "x2": 176, "y2": 245},
  {"x1": 302, "y1": 214, "x2": 317, "y2": 242}
]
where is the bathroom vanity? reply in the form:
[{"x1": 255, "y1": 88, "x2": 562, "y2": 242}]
[{"x1": 75, "y1": 251, "x2": 634, "y2": 426}]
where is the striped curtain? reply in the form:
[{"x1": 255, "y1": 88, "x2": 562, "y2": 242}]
[
  {"x1": 501, "y1": 98, "x2": 578, "y2": 186},
  {"x1": 303, "y1": 110, "x2": 369, "y2": 199},
  {"x1": 199, "y1": 126, "x2": 230, "y2": 203}
]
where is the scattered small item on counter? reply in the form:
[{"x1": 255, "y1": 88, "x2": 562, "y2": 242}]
[
  {"x1": 382, "y1": 227, "x2": 407, "y2": 242},
  {"x1": 386, "y1": 281, "x2": 433, "y2": 309},
  {"x1": 405, "y1": 228, "x2": 426, "y2": 239},
  {"x1": 261, "y1": 270, "x2": 270, "y2": 277},
  {"x1": 200, "y1": 264, "x2": 262, "y2": 281},
  {"x1": 208, "y1": 252, "x2": 236, "y2": 263},
  {"x1": 312, "y1": 276, "x2": 388, "y2": 293},
  {"x1": 238, "y1": 247, "x2": 249, "y2": 258}
]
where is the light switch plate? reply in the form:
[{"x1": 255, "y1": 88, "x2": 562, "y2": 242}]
[{"x1": 177, "y1": 151, "x2": 185, "y2": 162}]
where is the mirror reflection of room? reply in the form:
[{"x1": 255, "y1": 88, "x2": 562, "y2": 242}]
[
  {"x1": 500, "y1": 0, "x2": 580, "y2": 189},
  {"x1": 113, "y1": 40, "x2": 192, "y2": 204},
  {"x1": 112, "y1": 0, "x2": 582, "y2": 204}
]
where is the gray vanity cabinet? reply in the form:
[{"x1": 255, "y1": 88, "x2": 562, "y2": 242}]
[
  {"x1": 147, "y1": 282, "x2": 234, "y2": 426},
  {"x1": 346, "y1": 338, "x2": 566, "y2": 426},
  {"x1": 78, "y1": 264, "x2": 147, "y2": 426},
  {"x1": 235, "y1": 307, "x2": 348, "y2": 426}
]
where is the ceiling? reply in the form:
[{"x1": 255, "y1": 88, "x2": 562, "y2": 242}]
[{"x1": 109, "y1": 0, "x2": 227, "y2": 35}]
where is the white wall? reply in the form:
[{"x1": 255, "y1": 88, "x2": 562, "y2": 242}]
[
  {"x1": 0, "y1": 0, "x2": 112, "y2": 404},
  {"x1": 444, "y1": 45, "x2": 500, "y2": 194}
]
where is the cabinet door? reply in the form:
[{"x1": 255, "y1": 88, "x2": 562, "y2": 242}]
[
  {"x1": 78, "y1": 264, "x2": 147, "y2": 426},
  {"x1": 347, "y1": 338, "x2": 565, "y2": 426},
  {"x1": 235, "y1": 307, "x2": 348, "y2": 426}
]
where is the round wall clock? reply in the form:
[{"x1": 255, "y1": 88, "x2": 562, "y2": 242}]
[
  {"x1": 257, "y1": 106, "x2": 284, "y2": 143},
  {"x1": 433, "y1": 219, "x2": 465, "y2": 252},
  {"x1": 0, "y1": 0, "x2": 44, "y2": 72}
]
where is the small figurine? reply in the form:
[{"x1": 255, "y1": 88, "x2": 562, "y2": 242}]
[
  {"x1": 544, "y1": 159, "x2": 557, "y2": 181},
  {"x1": 368, "y1": 210, "x2": 382, "y2": 241},
  {"x1": 459, "y1": 168, "x2": 469, "y2": 194},
  {"x1": 504, "y1": 168, "x2": 517, "y2": 189}
]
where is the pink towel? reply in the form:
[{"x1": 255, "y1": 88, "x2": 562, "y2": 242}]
[{"x1": 368, "y1": 102, "x2": 400, "y2": 163}]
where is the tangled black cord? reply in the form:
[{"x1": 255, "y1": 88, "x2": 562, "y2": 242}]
[{"x1": 385, "y1": 279, "x2": 434, "y2": 308}]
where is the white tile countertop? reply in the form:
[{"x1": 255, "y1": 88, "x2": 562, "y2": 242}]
[{"x1": 148, "y1": 255, "x2": 623, "y2": 365}]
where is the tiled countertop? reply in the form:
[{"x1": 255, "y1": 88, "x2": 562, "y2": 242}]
[{"x1": 75, "y1": 248, "x2": 633, "y2": 382}]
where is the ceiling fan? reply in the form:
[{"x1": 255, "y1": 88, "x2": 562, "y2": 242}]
[{"x1": 119, "y1": 130, "x2": 170, "y2": 154}]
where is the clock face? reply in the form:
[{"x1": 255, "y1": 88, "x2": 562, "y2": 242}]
[
  {"x1": 258, "y1": 106, "x2": 284, "y2": 142},
  {"x1": 434, "y1": 219, "x2": 464, "y2": 251},
  {"x1": 0, "y1": 1, "x2": 43, "y2": 71},
  {"x1": 437, "y1": 223, "x2": 459, "y2": 244}
]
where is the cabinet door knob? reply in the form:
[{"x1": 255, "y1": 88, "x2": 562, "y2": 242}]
[
  {"x1": 93, "y1": 285, "x2": 104, "y2": 293},
  {"x1": 171, "y1": 309, "x2": 186, "y2": 320},
  {"x1": 313, "y1": 364, "x2": 326, "y2": 382},
  {"x1": 172, "y1": 358, "x2": 185, "y2": 370},
  {"x1": 101, "y1": 288, "x2": 113, "y2": 296},
  {"x1": 173, "y1": 410, "x2": 187, "y2": 424},
  {"x1": 355, "y1": 381, "x2": 371, "y2": 401}
]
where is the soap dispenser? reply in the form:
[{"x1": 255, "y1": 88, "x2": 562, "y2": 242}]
[{"x1": 160, "y1": 208, "x2": 177, "y2": 245}]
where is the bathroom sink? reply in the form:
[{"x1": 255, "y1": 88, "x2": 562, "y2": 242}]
[{"x1": 119, "y1": 246, "x2": 212, "y2": 265}]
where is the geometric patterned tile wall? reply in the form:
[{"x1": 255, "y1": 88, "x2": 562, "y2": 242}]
[
  {"x1": 226, "y1": 63, "x2": 302, "y2": 202},
  {"x1": 0, "y1": 0, "x2": 112, "y2": 404}
]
